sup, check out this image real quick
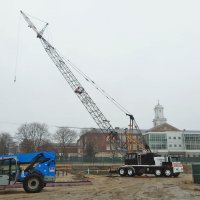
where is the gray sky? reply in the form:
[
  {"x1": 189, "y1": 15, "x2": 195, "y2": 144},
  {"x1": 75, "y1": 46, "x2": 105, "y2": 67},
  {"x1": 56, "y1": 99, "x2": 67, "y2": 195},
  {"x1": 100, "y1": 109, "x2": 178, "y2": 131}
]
[{"x1": 0, "y1": 0, "x2": 200, "y2": 135}]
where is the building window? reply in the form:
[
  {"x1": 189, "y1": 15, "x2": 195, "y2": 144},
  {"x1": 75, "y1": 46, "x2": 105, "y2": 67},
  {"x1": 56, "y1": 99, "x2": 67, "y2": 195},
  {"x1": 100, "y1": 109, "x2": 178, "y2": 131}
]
[
  {"x1": 169, "y1": 144, "x2": 172, "y2": 147},
  {"x1": 173, "y1": 137, "x2": 176, "y2": 139},
  {"x1": 185, "y1": 134, "x2": 200, "y2": 150},
  {"x1": 178, "y1": 137, "x2": 181, "y2": 139},
  {"x1": 179, "y1": 144, "x2": 182, "y2": 147},
  {"x1": 148, "y1": 134, "x2": 167, "y2": 150},
  {"x1": 174, "y1": 144, "x2": 177, "y2": 147},
  {"x1": 169, "y1": 137, "x2": 171, "y2": 139}
]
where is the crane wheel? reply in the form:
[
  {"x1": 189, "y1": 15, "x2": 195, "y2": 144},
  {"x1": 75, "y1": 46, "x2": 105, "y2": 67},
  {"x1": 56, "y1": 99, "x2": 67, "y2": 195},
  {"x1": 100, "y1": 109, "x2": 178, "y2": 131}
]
[
  {"x1": 119, "y1": 167, "x2": 127, "y2": 176},
  {"x1": 164, "y1": 169, "x2": 172, "y2": 177},
  {"x1": 137, "y1": 169, "x2": 144, "y2": 176},
  {"x1": 154, "y1": 169, "x2": 162, "y2": 177},
  {"x1": 127, "y1": 168, "x2": 135, "y2": 177},
  {"x1": 23, "y1": 173, "x2": 44, "y2": 193}
]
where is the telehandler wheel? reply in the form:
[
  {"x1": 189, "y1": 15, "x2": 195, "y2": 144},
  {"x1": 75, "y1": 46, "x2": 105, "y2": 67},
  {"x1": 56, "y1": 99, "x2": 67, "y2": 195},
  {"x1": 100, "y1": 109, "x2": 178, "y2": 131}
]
[
  {"x1": 119, "y1": 167, "x2": 127, "y2": 176},
  {"x1": 43, "y1": 182, "x2": 47, "y2": 188},
  {"x1": 23, "y1": 173, "x2": 44, "y2": 193}
]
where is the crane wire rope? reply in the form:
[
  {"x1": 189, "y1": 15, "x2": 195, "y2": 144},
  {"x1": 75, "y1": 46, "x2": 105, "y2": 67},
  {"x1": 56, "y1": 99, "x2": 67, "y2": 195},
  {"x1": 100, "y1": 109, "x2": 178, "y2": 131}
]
[
  {"x1": 60, "y1": 55, "x2": 131, "y2": 115},
  {"x1": 14, "y1": 14, "x2": 22, "y2": 83},
  {"x1": 25, "y1": 12, "x2": 48, "y2": 24},
  {"x1": 14, "y1": 11, "x2": 48, "y2": 83}
]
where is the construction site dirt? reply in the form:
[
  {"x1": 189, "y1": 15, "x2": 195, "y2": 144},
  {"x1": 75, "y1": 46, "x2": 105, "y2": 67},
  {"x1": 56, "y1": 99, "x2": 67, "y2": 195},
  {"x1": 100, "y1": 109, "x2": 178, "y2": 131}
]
[{"x1": 0, "y1": 173, "x2": 200, "y2": 200}]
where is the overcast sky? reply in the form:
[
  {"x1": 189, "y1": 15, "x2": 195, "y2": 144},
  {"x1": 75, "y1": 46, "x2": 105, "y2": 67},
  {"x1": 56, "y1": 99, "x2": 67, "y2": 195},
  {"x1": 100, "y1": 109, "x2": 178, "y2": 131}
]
[{"x1": 0, "y1": 0, "x2": 200, "y2": 135}]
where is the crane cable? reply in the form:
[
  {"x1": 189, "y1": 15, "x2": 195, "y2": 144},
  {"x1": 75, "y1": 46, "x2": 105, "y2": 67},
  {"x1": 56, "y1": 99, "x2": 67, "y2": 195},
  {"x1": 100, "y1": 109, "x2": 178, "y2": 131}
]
[
  {"x1": 14, "y1": 14, "x2": 22, "y2": 83},
  {"x1": 14, "y1": 11, "x2": 47, "y2": 83},
  {"x1": 61, "y1": 56, "x2": 131, "y2": 115},
  {"x1": 25, "y1": 11, "x2": 48, "y2": 24}
]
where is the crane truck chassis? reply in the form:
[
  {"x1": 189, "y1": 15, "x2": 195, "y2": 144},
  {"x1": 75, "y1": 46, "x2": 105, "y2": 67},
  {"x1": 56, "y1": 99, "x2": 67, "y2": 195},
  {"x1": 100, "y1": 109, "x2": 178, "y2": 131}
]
[
  {"x1": 117, "y1": 152, "x2": 183, "y2": 177},
  {"x1": 0, "y1": 152, "x2": 56, "y2": 193}
]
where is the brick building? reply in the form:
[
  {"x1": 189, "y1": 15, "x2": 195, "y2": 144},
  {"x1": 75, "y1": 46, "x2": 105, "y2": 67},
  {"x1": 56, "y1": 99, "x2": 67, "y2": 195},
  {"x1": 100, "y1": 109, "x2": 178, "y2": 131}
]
[
  {"x1": 53, "y1": 143, "x2": 78, "y2": 157},
  {"x1": 77, "y1": 129, "x2": 110, "y2": 157}
]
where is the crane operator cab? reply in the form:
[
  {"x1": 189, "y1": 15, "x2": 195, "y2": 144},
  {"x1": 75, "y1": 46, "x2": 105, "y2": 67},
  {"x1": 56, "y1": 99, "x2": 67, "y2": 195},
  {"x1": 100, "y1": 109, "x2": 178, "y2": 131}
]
[{"x1": 0, "y1": 156, "x2": 18, "y2": 186}]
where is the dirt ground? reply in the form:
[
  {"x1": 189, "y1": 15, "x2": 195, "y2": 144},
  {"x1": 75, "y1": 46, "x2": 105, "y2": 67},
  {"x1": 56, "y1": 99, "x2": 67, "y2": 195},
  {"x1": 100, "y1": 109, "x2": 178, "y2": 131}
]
[{"x1": 0, "y1": 173, "x2": 200, "y2": 200}]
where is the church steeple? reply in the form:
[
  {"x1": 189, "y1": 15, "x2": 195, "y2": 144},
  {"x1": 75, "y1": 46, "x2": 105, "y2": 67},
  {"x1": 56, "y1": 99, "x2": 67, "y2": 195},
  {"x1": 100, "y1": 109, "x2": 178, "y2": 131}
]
[{"x1": 153, "y1": 101, "x2": 167, "y2": 127}]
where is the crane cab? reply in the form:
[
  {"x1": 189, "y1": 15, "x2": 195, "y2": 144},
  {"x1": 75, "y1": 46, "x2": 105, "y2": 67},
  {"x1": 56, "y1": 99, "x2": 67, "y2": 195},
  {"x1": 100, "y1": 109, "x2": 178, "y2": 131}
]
[
  {"x1": 124, "y1": 152, "x2": 156, "y2": 165},
  {"x1": 0, "y1": 156, "x2": 18, "y2": 186}
]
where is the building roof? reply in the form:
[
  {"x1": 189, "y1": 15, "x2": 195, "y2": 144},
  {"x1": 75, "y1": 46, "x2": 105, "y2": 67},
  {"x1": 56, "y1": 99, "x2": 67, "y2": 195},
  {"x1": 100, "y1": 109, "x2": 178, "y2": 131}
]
[
  {"x1": 182, "y1": 130, "x2": 200, "y2": 134},
  {"x1": 147, "y1": 123, "x2": 180, "y2": 132}
]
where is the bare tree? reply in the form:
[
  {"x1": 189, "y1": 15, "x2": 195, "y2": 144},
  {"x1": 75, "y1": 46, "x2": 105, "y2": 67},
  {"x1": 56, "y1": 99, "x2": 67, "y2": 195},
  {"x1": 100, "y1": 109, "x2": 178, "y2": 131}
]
[
  {"x1": 85, "y1": 142, "x2": 97, "y2": 162},
  {"x1": 0, "y1": 132, "x2": 13, "y2": 155},
  {"x1": 54, "y1": 127, "x2": 77, "y2": 158},
  {"x1": 80, "y1": 129, "x2": 101, "y2": 159},
  {"x1": 16, "y1": 122, "x2": 51, "y2": 153}
]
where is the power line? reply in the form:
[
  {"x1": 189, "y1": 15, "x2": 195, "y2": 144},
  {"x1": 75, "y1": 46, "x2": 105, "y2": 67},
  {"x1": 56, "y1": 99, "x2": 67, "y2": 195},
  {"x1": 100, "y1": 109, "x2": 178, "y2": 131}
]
[{"x1": 0, "y1": 121, "x2": 98, "y2": 130}]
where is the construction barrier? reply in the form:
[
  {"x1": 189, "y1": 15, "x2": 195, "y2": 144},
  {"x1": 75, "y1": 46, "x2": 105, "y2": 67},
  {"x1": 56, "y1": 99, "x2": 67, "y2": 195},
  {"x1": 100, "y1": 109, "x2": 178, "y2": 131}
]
[
  {"x1": 192, "y1": 164, "x2": 200, "y2": 184},
  {"x1": 56, "y1": 164, "x2": 72, "y2": 176},
  {"x1": 56, "y1": 156, "x2": 123, "y2": 164}
]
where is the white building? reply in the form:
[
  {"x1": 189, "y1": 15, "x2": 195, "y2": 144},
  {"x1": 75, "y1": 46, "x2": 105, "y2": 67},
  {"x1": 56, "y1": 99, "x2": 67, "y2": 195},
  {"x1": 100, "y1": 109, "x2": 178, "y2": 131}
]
[{"x1": 144, "y1": 103, "x2": 200, "y2": 157}]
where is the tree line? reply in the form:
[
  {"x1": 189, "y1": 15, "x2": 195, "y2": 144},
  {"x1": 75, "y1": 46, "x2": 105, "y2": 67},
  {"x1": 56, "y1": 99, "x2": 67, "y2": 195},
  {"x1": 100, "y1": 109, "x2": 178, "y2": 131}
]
[{"x1": 0, "y1": 122, "x2": 77, "y2": 156}]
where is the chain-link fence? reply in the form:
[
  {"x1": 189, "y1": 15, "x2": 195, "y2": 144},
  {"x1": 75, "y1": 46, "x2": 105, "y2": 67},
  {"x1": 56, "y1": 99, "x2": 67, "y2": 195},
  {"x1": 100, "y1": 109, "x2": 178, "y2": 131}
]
[
  {"x1": 56, "y1": 156, "x2": 123, "y2": 164},
  {"x1": 56, "y1": 156, "x2": 200, "y2": 164}
]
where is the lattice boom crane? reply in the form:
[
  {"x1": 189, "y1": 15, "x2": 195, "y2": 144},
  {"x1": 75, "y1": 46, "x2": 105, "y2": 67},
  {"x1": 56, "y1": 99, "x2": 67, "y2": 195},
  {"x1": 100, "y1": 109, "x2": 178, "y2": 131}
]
[{"x1": 20, "y1": 11, "x2": 151, "y2": 153}]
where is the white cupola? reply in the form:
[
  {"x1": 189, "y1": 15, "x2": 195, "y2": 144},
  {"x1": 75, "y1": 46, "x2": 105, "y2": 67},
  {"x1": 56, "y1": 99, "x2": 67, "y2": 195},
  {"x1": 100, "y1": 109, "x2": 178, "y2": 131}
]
[{"x1": 153, "y1": 101, "x2": 167, "y2": 127}]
